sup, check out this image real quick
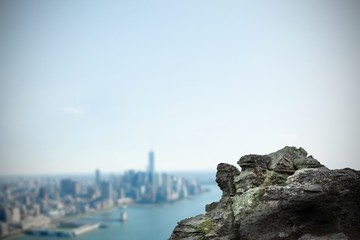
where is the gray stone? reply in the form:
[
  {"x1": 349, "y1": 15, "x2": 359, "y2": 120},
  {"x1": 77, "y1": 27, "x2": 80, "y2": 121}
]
[
  {"x1": 205, "y1": 202, "x2": 218, "y2": 212},
  {"x1": 215, "y1": 163, "x2": 240, "y2": 197},
  {"x1": 169, "y1": 147, "x2": 360, "y2": 240}
]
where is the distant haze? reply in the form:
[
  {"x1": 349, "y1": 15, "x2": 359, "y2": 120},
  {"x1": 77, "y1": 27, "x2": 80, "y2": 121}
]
[{"x1": 0, "y1": 1, "x2": 359, "y2": 175}]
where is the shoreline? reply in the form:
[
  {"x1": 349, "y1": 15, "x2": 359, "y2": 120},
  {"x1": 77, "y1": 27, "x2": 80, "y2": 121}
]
[{"x1": 5, "y1": 186, "x2": 215, "y2": 240}]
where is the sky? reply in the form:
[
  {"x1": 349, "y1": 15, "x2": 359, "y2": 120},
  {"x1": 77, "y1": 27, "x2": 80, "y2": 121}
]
[{"x1": 0, "y1": 0, "x2": 359, "y2": 175}]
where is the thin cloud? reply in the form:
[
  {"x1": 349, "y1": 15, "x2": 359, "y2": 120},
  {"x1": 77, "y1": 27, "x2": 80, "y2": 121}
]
[{"x1": 62, "y1": 107, "x2": 86, "y2": 114}]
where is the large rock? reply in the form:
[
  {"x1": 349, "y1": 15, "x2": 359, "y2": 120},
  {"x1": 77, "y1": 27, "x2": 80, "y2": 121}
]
[
  {"x1": 169, "y1": 146, "x2": 360, "y2": 240},
  {"x1": 216, "y1": 163, "x2": 240, "y2": 197}
]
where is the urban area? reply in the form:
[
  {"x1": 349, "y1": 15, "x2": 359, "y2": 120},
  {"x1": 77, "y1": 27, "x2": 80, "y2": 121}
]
[{"x1": 0, "y1": 151, "x2": 205, "y2": 238}]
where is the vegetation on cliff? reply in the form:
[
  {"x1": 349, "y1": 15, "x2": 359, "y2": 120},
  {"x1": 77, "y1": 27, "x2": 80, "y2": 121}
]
[{"x1": 170, "y1": 146, "x2": 360, "y2": 240}]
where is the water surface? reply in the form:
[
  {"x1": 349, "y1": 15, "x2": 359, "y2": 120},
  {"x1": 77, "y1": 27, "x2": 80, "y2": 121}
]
[{"x1": 17, "y1": 184, "x2": 221, "y2": 240}]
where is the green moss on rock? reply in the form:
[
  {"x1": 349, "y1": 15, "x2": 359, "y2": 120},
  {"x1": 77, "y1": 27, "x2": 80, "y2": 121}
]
[{"x1": 194, "y1": 218, "x2": 213, "y2": 235}]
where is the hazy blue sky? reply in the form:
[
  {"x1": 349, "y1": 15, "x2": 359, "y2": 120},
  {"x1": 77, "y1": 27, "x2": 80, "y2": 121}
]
[{"x1": 0, "y1": 0, "x2": 359, "y2": 175}]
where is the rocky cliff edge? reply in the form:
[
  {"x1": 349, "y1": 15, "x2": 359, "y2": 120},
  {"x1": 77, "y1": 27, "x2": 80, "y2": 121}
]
[{"x1": 170, "y1": 146, "x2": 360, "y2": 240}]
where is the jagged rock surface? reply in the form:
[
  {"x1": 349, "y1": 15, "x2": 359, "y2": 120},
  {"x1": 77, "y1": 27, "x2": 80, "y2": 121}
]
[{"x1": 169, "y1": 146, "x2": 360, "y2": 240}]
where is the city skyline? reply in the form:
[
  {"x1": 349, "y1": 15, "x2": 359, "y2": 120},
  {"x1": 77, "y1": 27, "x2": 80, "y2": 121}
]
[
  {"x1": 1, "y1": 1, "x2": 360, "y2": 175},
  {"x1": 0, "y1": 150, "x2": 207, "y2": 238}
]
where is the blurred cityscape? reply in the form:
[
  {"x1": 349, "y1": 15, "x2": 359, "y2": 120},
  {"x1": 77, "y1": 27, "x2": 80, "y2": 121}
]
[{"x1": 0, "y1": 151, "x2": 209, "y2": 238}]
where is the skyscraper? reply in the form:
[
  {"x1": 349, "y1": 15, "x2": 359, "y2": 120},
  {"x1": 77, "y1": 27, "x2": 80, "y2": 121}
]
[
  {"x1": 60, "y1": 179, "x2": 80, "y2": 198},
  {"x1": 148, "y1": 150, "x2": 157, "y2": 202},
  {"x1": 95, "y1": 169, "x2": 100, "y2": 186},
  {"x1": 148, "y1": 151, "x2": 155, "y2": 184},
  {"x1": 60, "y1": 179, "x2": 73, "y2": 197},
  {"x1": 100, "y1": 181, "x2": 112, "y2": 200}
]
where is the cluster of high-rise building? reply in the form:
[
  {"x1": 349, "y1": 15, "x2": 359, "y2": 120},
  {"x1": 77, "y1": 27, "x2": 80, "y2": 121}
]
[
  {"x1": 0, "y1": 151, "x2": 204, "y2": 238},
  {"x1": 118, "y1": 151, "x2": 203, "y2": 203}
]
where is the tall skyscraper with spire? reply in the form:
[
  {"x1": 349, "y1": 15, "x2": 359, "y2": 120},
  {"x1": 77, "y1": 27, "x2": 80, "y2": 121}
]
[
  {"x1": 148, "y1": 150, "x2": 155, "y2": 184},
  {"x1": 148, "y1": 150, "x2": 156, "y2": 202}
]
